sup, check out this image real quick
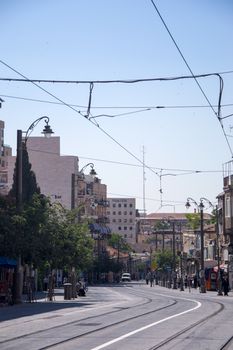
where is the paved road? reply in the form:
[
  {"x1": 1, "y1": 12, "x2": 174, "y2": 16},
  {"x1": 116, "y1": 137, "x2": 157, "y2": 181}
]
[{"x1": 0, "y1": 283, "x2": 233, "y2": 350}]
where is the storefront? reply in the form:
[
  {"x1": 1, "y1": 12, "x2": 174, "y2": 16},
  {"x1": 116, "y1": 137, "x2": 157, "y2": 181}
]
[{"x1": 0, "y1": 257, "x2": 17, "y2": 305}]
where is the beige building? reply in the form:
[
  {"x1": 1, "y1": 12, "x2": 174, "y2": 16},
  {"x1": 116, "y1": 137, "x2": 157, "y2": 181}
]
[
  {"x1": 7, "y1": 135, "x2": 79, "y2": 209},
  {"x1": 76, "y1": 173, "x2": 109, "y2": 226},
  {"x1": 6, "y1": 131, "x2": 110, "y2": 232},
  {"x1": 107, "y1": 198, "x2": 137, "y2": 244}
]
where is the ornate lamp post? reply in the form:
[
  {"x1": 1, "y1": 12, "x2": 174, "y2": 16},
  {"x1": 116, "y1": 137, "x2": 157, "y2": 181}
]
[
  {"x1": 186, "y1": 197, "x2": 215, "y2": 293},
  {"x1": 14, "y1": 116, "x2": 54, "y2": 303},
  {"x1": 186, "y1": 197, "x2": 206, "y2": 293},
  {"x1": 79, "y1": 162, "x2": 97, "y2": 177},
  {"x1": 24, "y1": 116, "x2": 54, "y2": 146}
]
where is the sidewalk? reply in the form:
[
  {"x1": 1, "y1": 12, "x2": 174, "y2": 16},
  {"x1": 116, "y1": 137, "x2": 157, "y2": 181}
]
[
  {"x1": 0, "y1": 288, "x2": 91, "y2": 322},
  {"x1": 156, "y1": 284, "x2": 233, "y2": 297}
]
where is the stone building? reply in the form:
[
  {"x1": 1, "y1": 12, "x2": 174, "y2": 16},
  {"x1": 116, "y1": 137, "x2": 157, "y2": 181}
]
[{"x1": 106, "y1": 198, "x2": 137, "y2": 244}]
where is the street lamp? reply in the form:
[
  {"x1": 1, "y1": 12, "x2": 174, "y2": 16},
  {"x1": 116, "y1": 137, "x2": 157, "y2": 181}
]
[
  {"x1": 165, "y1": 217, "x2": 177, "y2": 289},
  {"x1": 24, "y1": 116, "x2": 54, "y2": 146},
  {"x1": 186, "y1": 197, "x2": 214, "y2": 293},
  {"x1": 14, "y1": 116, "x2": 54, "y2": 303},
  {"x1": 216, "y1": 207, "x2": 223, "y2": 296},
  {"x1": 79, "y1": 163, "x2": 97, "y2": 177}
]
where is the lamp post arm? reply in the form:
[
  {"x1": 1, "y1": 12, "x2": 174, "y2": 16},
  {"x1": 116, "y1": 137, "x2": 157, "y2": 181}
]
[
  {"x1": 186, "y1": 197, "x2": 199, "y2": 209},
  {"x1": 24, "y1": 116, "x2": 50, "y2": 145},
  {"x1": 200, "y1": 197, "x2": 214, "y2": 209},
  {"x1": 79, "y1": 163, "x2": 94, "y2": 174}
]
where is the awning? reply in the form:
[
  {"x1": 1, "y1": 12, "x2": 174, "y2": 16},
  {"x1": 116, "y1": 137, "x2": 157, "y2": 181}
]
[
  {"x1": 89, "y1": 223, "x2": 111, "y2": 235},
  {"x1": 0, "y1": 257, "x2": 17, "y2": 267}
]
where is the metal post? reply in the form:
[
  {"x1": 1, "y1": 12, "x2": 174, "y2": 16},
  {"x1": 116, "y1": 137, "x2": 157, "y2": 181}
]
[
  {"x1": 180, "y1": 253, "x2": 184, "y2": 291},
  {"x1": 16, "y1": 130, "x2": 23, "y2": 211},
  {"x1": 172, "y1": 222, "x2": 177, "y2": 289},
  {"x1": 216, "y1": 207, "x2": 223, "y2": 295},
  {"x1": 200, "y1": 205, "x2": 206, "y2": 293},
  {"x1": 14, "y1": 130, "x2": 23, "y2": 304}
]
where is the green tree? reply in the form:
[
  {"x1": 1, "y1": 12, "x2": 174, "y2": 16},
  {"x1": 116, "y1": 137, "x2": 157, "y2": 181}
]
[
  {"x1": 155, "y1": 250, "x2": 174, "y2": 272},
  {"x1": 107, "y1": 233, "x2": 131, "y2": 253},
  {"x1": 185, "y1": 213, "x2": 200, "y2": 230},
  {"x1": 0, "y1": 195, "x2": 19, "y2": 257},
  {"x1": 43, "y1": 206, "x2": 94, "y2": 272},
  {"x1": 9, "y1": 146, "x2": 40, "y2": 204}
]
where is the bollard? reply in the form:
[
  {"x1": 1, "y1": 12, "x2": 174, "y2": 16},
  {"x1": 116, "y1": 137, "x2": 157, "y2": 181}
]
[{"x1": 64, "y1": 283, "x2": 72, "y2": 300}]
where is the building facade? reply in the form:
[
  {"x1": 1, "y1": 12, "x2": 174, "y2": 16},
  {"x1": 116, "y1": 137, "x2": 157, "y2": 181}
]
[
  {"x1": 107, "y1": 198, "x2": 137, "y2": 244},
  {"x1": 7, "y1": 135, "x2": 79, "y2": 209}
]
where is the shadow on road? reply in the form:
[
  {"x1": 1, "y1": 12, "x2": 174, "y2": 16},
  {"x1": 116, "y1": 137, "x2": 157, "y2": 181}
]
[{"x1": 0, "y1": 290, "x2": 92, "y2": 322}]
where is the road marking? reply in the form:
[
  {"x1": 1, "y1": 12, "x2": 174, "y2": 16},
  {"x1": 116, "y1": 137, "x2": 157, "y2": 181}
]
[{"x1": 89, "y1": 298, "x2": 201, "y2": 350}]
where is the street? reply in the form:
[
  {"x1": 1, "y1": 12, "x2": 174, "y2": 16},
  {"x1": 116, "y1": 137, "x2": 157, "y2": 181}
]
[{"x1": 0, "y1": 282, "x2": 233, "y2": 350}]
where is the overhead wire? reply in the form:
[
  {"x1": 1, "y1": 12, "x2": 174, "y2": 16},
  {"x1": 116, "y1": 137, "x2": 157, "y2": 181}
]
[
  {"x1": 0, "y1": 70, "x2": 233, "y2": 83},
  {"x1": 0, "y1": 59, "x2": 159, "y2": 179},
  {"x1": 1, "y1": 93, "x2": 233, "y2": 110},
  {"x1": 149, "y1": 0, "x2": 233, "y2": 158},
  {"x1": 26, "y1": 148, "x2": 222, "y2": 173}
]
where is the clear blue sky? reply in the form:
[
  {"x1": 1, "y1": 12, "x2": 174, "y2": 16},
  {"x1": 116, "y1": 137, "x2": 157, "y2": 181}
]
[{"x1": 1, "y1": 0, "x2": 233, "y2": 214}]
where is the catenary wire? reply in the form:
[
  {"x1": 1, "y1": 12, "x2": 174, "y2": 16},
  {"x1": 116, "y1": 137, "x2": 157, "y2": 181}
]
[
  {"x1": 149, "y1": 0, "x2": 233, "y2": 158},
  {"x1": 25, "y1": 148, "x2": 222, "y2": 173},
  {"x1": 0, "y1": 70, "x2": 231, "y2": 84},
  {"x1": 0, "y1": 59, "x2": 159, "y2": 178},
  {"x1": 1, "y1": 94, "x2": 233, "y2": 110}
]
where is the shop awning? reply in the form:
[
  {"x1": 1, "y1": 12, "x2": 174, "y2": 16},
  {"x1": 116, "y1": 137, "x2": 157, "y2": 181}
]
[
  {"x1": 0, "y1": 257, "x2": 17, "y2": 267},
  {"x1": 89, "y1": 223, "x2": 111, "y2": 235}
]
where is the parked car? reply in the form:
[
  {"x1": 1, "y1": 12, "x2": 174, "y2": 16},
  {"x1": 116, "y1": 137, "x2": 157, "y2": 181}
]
[{"x1": 121, "y1": 273, "x2": 131, "y2": 282}]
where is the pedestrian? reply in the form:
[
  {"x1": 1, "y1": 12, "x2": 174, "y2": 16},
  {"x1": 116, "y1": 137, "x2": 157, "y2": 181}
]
[
  {"x1": 222, "y1": 275, "x2": 229, "y2": 296},
  {"x1": 150, "y1": 272, "x2": 154, "y2": 287},
  {"x1": 184, "y1": 275, "x2": 188, "y2": 288},
  {"x1": 193, "y1": 275, "x2": 198, "y2": 289},
  {"x1": 43, "y1": 276, "x2": 48, "y2": 291},
  {"x1": 145, "y1": 272, "x2": 150, "y2": 285}
]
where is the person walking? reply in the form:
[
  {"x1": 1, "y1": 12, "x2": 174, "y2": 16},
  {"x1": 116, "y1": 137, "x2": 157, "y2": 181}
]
[{"x1": 222, "y1": 275, "x2": 229, "y2": 296}]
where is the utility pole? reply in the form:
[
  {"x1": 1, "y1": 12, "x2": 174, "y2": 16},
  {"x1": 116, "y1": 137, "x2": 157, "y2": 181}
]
[
  {"x1": 14, "y1": 130, "x2": 23, "y2": 303},
  {"x1": 200, "y1": 202, "x2": 206, "y2": 293},
  {"x1": 172, "y1": 222, "x2": 177, "y2": 289},
  {"x1": 216, "y1": 207, "x2": 223, "y2": 296}
]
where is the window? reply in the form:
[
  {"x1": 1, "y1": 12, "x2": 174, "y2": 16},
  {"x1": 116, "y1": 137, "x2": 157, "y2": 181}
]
[
  {"x1": 113, "y1": 211, "x2": 116, "y2": 215},
  {"x1": 124, "y1": 203, "x2": 127, "y2": 208},
  {"x1": 124, "y1": 227, "x2": 127, "y2": 230},
  {"x1": 118, "y1": 227, "x2": 122, "y2": 230},
  {"x1": 118, "y1": 219, "x2": 122, "y2": 223},
  {"x1": 129, "y1": 211, "x2": 132, "y2": 215},
  {"x1": 225, "y1": 196, "x2": 231, "y2": 218},
  {"x1": 129, "y1": 219, "x2": 133, "y2": 223},
  {"x1": 107, "y1": 211, "x2": 110, "y2": 215},
  {"x1": 113, "y1": 203, "x2": 116, "y2": 208},
  {"x1": 124, "y1": 219, "x2": 127, "y2": 223},
  {"x1": 124, "y1": 234, "x2": 127, "y2": 238},
  {"x1": 112, "y1": 219, "x2": 116, "y2": 223},
  {"x1": 118, "y1": 203, "x2": 121, "y2": 208},
  {"x1": 124, "y1": 211, "x2": 127, "y2": 215},
  {"x1": 129, "y1": 203, "x2": 133, "y2": 208},
  {"x1": 129, "y1": 226, "x2": 133, "y2": 230},
  {"x1": 118, "y1": 211, "x2": 121, "y2": 215}
]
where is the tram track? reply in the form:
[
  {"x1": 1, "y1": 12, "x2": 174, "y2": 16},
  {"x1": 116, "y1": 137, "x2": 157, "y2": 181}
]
[
  {"x1": 38, "y1": 293, "x2": 226, "y2": 350},
  {"x1": 0, "y1": 289, "x2": 176, "y2": 349},
  {"x1": 147, "y1": 299, "x2": 225, "y2": 350},
  {"x1": 220, "y1": 335, "x2": 233, "y2": 350},
  {"x1": 1, "y1": 287, "x2": 228, "y2": 350}
]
